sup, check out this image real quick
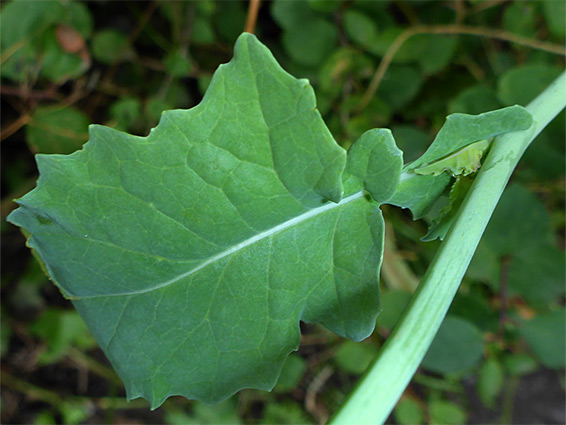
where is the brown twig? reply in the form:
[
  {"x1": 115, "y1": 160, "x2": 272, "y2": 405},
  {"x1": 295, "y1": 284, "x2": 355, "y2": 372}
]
[
  {"x1": 357, "y1": 25, "x2": 566, "y2": 112},
  {"x1": 471, "y1": 0, "x2": 509, "y2": 15},
  {"x1": 305, "y1": 366, "x2": 333, "y2": 425},
  {"x1": 244, "y1": 0, "x2": 261, "y2": 34},
  {"x1": 395, "y1": 0, "x2": 420, "y2": 26},
  {"x1": 454, "y1": 0, "x2": 467, "y2": 25},
  {"x1": 458, "y1": 55, "x2": 486, "y2": 81},
  {"x1": 0, "y1": 85, "x2": 60, "y2": 100},
  {"x1": 0, "y1": 40, "x2": 26, "y2": 65}
]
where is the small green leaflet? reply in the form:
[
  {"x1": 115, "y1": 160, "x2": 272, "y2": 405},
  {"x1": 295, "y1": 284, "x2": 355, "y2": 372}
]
[
  {"x1": 388, "y1": 106, "x2": 533, "y2": 219},
  {"x1": 407, "y1": 106, "x2": 533, "y2": 171},
  {"x1": 414, "y1": 139, "x2": 491, "y2": 177},
  {"x1": 8, "y1": 33, "x2": 402, "y2": 407}
]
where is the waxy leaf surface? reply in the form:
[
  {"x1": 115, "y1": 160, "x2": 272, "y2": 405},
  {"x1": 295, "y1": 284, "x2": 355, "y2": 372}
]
[{"x1": 8, "y1": 34, "x2": 402, "y2": 407}]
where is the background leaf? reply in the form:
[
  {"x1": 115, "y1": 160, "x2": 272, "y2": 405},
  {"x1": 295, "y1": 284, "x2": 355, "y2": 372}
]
[
  {"x1": 421, "y1": 316, "x2": 484, "y2": 375},
  {"x1": 520, "y1": 309, "x2": 566, "y2": 369},
  {"x1": 25, "y1": 106, "x2": 89, "y2": 154}
]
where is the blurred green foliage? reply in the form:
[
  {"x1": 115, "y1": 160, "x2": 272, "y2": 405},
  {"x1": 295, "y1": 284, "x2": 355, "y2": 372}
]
[{"x1": 1, "y1": 0, "x2": 564, "y2": 424}]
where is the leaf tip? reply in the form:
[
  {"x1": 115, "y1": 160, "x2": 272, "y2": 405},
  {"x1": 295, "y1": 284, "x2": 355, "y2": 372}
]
[{"x1": 507, "y1": 104, "x2": 534, "y2": 130}]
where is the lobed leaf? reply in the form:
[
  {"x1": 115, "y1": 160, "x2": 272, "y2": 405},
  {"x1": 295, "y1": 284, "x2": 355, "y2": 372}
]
[{"x1": 8, "y1": 33, "x2": 403, "y2": 407}]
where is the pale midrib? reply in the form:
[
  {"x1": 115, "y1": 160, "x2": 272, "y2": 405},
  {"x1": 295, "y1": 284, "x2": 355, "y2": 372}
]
[{"x1": 72, "y1": 190, "x2": 365, "y2": 300}]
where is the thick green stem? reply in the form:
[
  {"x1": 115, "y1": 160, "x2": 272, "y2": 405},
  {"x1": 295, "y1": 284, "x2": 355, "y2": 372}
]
[{"x1": 330, "y1": 72, "x2": 566, "y2": 425}]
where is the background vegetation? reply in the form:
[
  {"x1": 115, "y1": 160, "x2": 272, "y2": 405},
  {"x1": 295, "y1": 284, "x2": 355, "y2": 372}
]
[{"x1": 1, "y1": 0, "x2": 564, "y2": 424}]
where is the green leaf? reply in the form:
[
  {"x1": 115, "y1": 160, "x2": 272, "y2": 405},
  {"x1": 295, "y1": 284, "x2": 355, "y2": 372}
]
[
  {"x1": 394, "y1": 398, "x2": 425, "y2": 425},
  {"x1": 318, "y1": 48, "x2": 373, "y2": 98},
  {"x1": 422, "y1": 316, "x2": 484, "y2": 375},
  {"x1": 422, "y1": 176, "x2": 474, "y2": 242},
  {"x1": 521, "y1": 112, "x2": 565, "y2": 180},
  {"x1": 60, "y1": 401, "x2": 89, "y2": 425},
  {"x1": 448, "y1": 293, "x2": 497, "y2": 333},
  {"x1": 370, "y1": 29, "x2": 438, "y2": 64},
  {"x1": 388, "y1": 106, "x2": 532, "y2": 219},
  {"x1": 408, "y1": 106, "x2": 533, "y2": 170},
  {"x1": 63, "y1": 2, "x2": 93, "y2": 39},
  {"x1": 272, "y1": 0, "x2": 337, "y2": 68},
  {"x1": 29, "y1": 309, "x2": 96, "y2": 365},
  {"x1": 0, "y1": 0, "x2": 61, "y2": 50},
  {"x1": 497, "y1": 65, "x2": 563, "y2": 106},
  {"x1": 343, "y1": 10, "x2": 379, "y2": 48},
  {"x1": 26, "y1": 106, "x2": 89, "y2": 154},
  {"x1": 377, "y1": 65, "x2": 423, "y2": 110},
  {"x1": 482, "y1": 183, "x2": 553, "y2": 257},
  {"x1": 145, "y1": 97, "x2": 173, "y2": 126},
  {"x1": 503, "y1": 353, "x2": 538, "y2": 377},
  {"x1": 165, "y1": 399, "x2": 241, "y2": 425},
  {"x1": 109, "y1": 97, "x2": 143, "y2": 132},
  {"x1": 345, "y1": 129, "x2": 403, "y2": 203},
  {"x1": 414, "y1": 35, "x2": 458, "y2": 75},
  {"x1": 429, "y1": 400, "x2": 467, "y2": 425},
  {"x1": 421, "y1": 176, "x2": 479, "y2": 242},
  {"x1": 196, "y1": 1, "x2": 215, "y2": 17},
  {"x1": 214, "y1": 1, "x2": 246, "y2": 42},
  {"x1": 376, "y1": 290, "x2": 412, "y2": 330},
  {"x1": 34, "y1": 412, "x2": 57, "y2": 425},
  {"x1": 520, "y1": 308, "x2": 566, "y2": 369},
  {"x1": 387, "y1": 172, "x2": 451, "y2": 219},
  {"x1": 92, "y1": 29, "x2": 129, "y2": 64},
  {"x1": 0, "y1": 0, "x2": 91, "y2": 83},
  {"x1": 477, "y1": 358, "x2": 504, "y2": 408},
  {"x1": 308, "y1": 0, "x2": 342, "y2": 13},
  {"x1": 191, "y1": 16, "x2": 216, "y2": 45},
  {"x1": 542, "y1": 0, "x2": 566, "y2": 39},
  {"x1": 165, "y1": 50, "x2": 192, "y2": 77},
  {"x1": 466, "y1": 242, "x2": 500, "y2": 286},
  {"x1": 334, "y1": 340, "x2": 379, "y2": 375},
  {"x1": 271, "y1": 0, "x2": 317, "y2": 30},
  {"x1": 508, "y1": 245, "x2": 565, "y2": 307},
  {"x1": 263, "y1": 401, "x2": 312, "y2": 425},
  {"x1": 274, "y1": 354, "x2": 307, "y2": 392},
  {"x1": 503, "y1": 2, "x2": 538, "y2": 38},
  {"x1": 39, "y1": 28, "x2": 87, "y2": 83},
  {"x1": 8, "y1": 257, "x2": 48, "y2": 315},
  {"x1": 8, "y1": 33, "x2": 401, "y2": 407},
  {"x1": 281, "y1": 18, "x2": 338, "y2": 68},
  {"x1": 448, "y1": 84, "x2": 502, "y2": 115}
]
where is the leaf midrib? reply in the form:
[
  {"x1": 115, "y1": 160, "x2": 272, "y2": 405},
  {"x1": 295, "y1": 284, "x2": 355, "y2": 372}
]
[{"x1": 71, "y1": 190, "x2": 365, "y2": 300}]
